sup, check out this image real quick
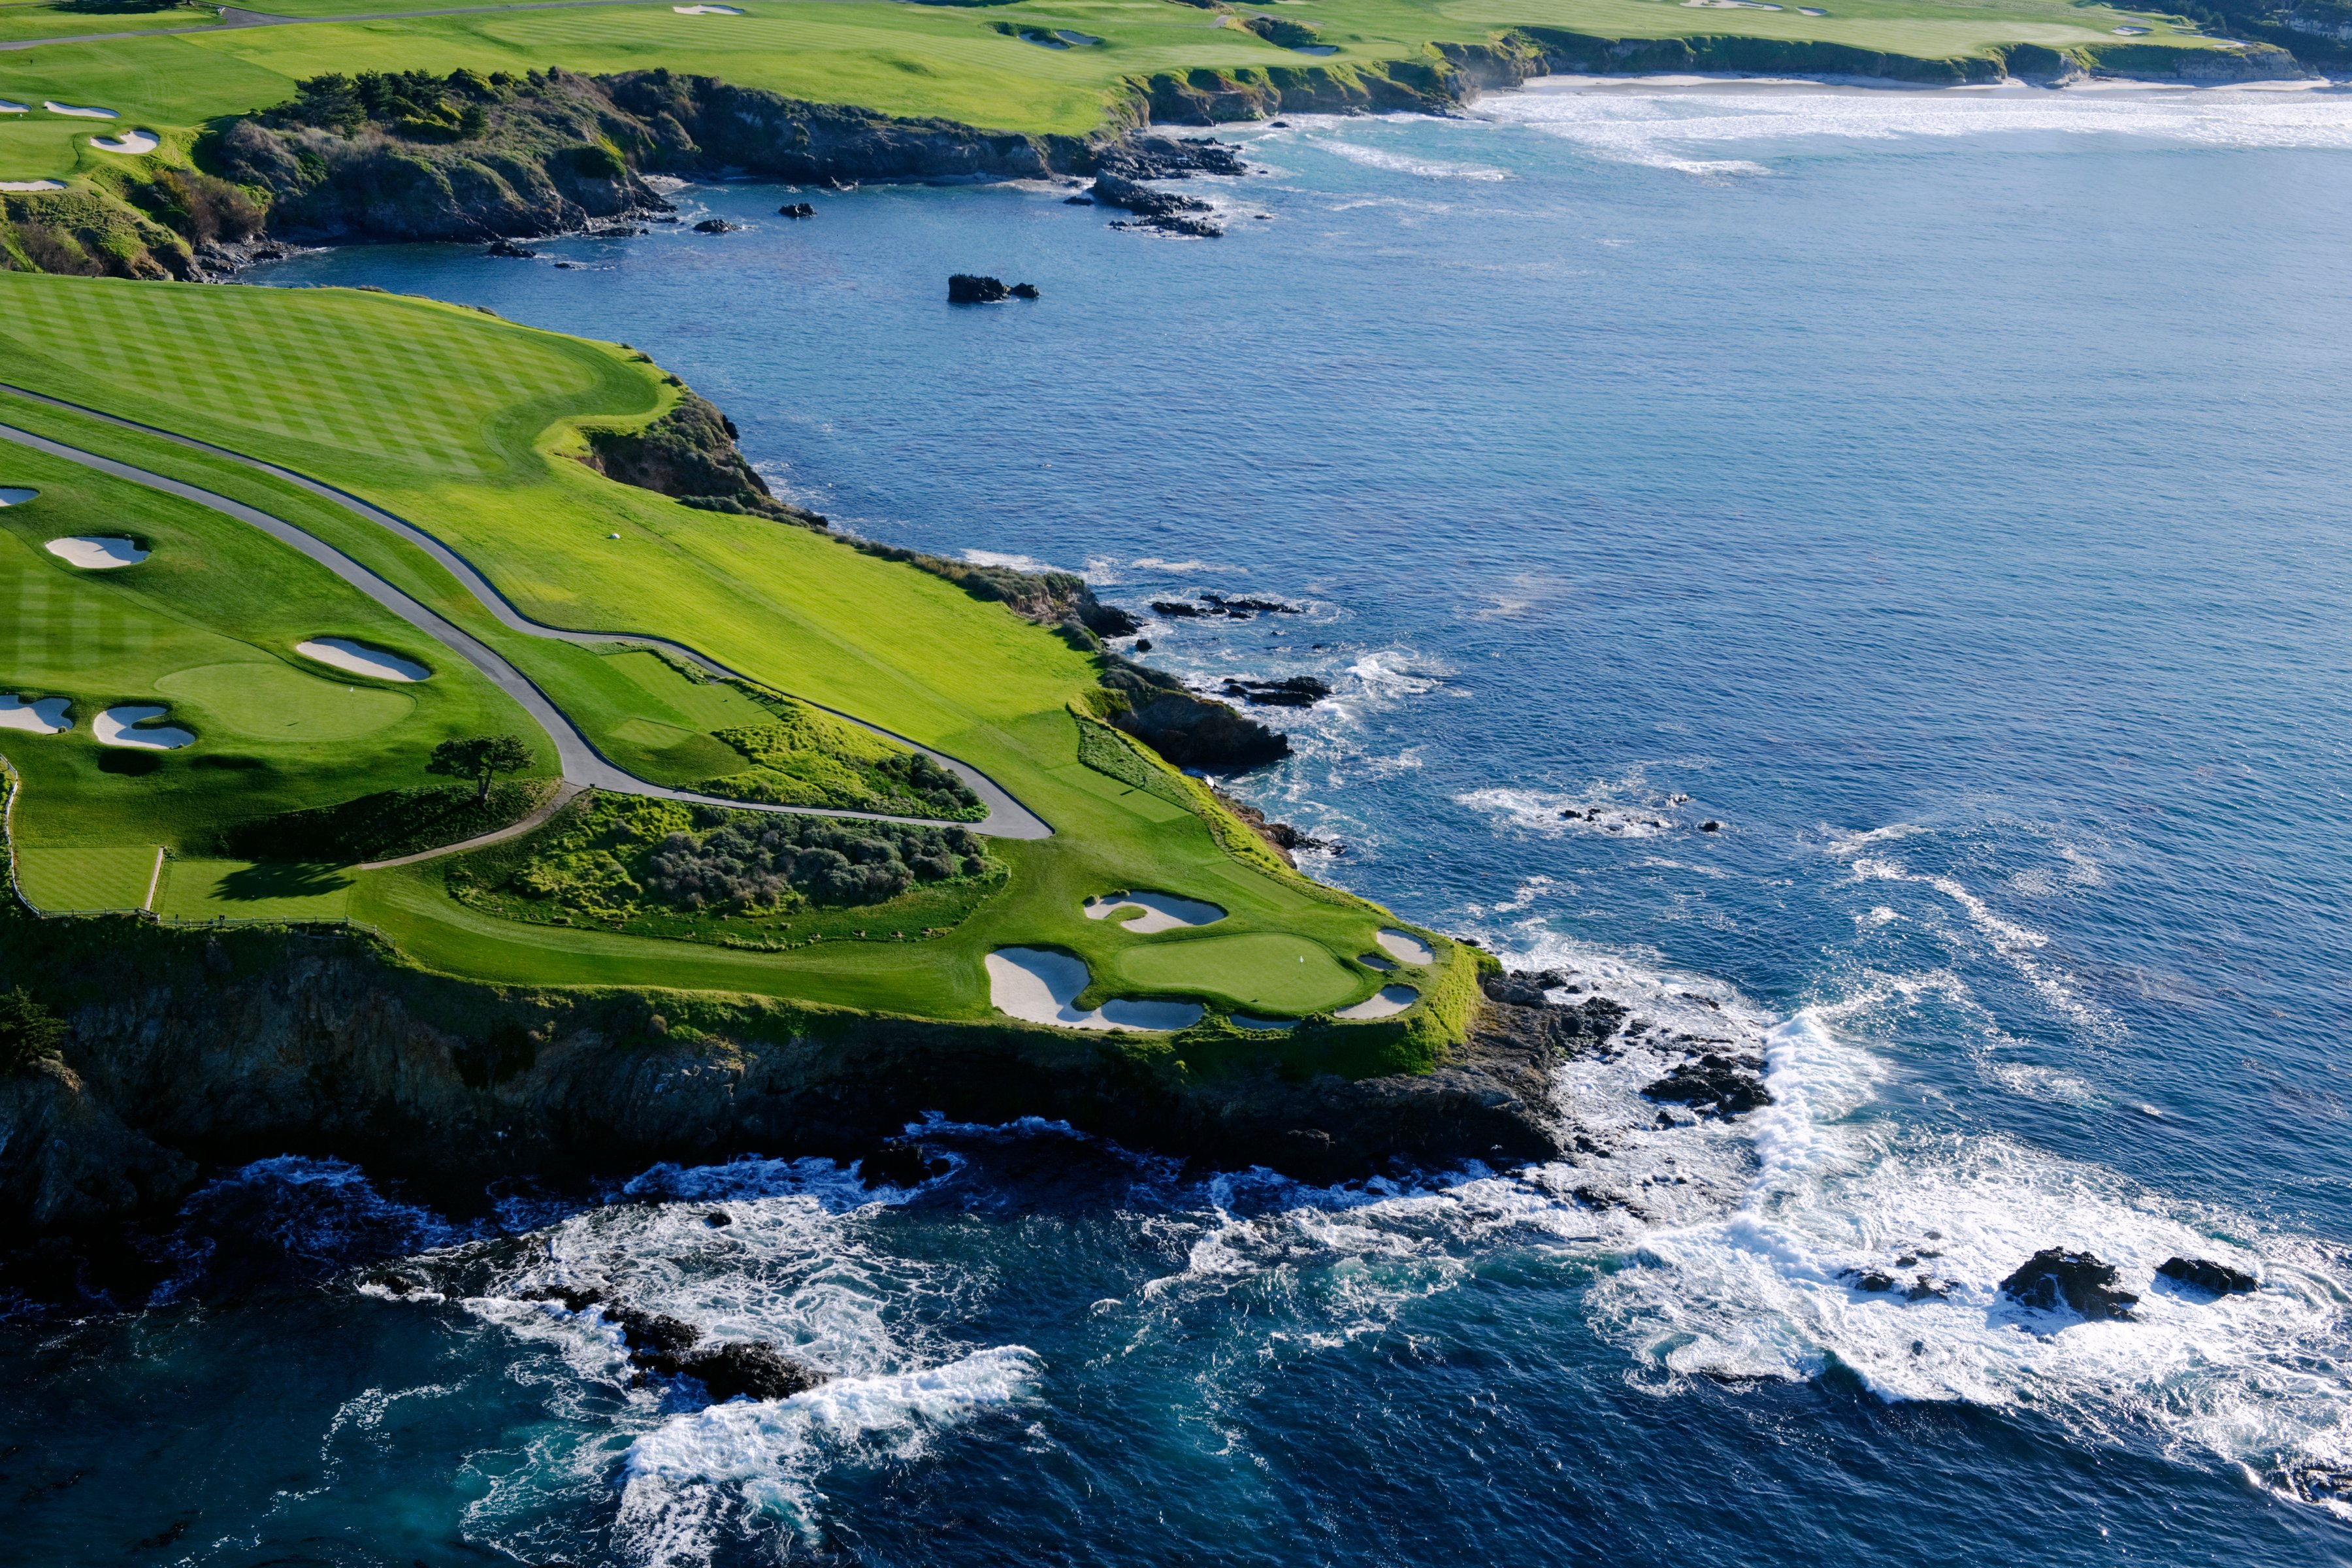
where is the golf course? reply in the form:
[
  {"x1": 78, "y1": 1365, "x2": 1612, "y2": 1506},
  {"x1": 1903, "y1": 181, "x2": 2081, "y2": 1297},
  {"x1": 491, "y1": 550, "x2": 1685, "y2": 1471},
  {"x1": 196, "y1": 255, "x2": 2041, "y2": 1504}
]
[{"x1": 0, "y1": 268, "x2": 1480, "y2": 1054}]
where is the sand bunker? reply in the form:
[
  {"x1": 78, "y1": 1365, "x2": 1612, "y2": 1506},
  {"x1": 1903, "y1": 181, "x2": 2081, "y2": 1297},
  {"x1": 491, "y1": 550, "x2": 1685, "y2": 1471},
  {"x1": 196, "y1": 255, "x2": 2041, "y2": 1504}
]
[
  {"x1": 46, "y1": 535, "x2": 147, "y2": 568},
  {"x1": 1083, "y1": 890, "x2": 1226, "y2": 934},
  {"x1": 297, "y1": 638, "x2": 430, "y2": 681},
  {"x1": 0, "y1": 181, "x2": 65, "y2": 193},
  {"x1": 1375, "y1": 928, "x2": 1435, "y2": 966},
  {"x1": 1230, "y1": 1013, "x2": 1299, "y2": 1032},
  {"x1": 0, "y1": 488, "x2": 35, "y2": 506},
  {"x1": 672, "y1": 5, "x2": 744, "y2": 12},
  {"x1": 94, "y1": 706, "x2": 192, "y2": 750},
  {"x1": 89, "y1": 130, "x2": 158, "y2": 155},
  {"x1": 1336, "y1": 985, "x2": 1418, "y2": 1021},
  {"x1": 0, "y1": 695, "x2": 71, "y2": 735},
  {"x1": 44, "y1": 101, "x2": 117, "y2": 119},
  {"x1": 2111, "y1": 24, "x2": 2151, "y2": 32},
  {"x1": 985, "y1": 947, "x2": 1204, "y2": 1033},
  {"x1": 0, "y1": 101, "x2": 27, "y2": 114}
]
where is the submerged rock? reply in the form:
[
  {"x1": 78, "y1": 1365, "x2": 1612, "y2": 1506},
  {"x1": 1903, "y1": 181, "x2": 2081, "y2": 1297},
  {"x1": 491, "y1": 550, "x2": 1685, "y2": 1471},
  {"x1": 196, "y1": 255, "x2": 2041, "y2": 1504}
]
[
  {"x1": 1090, "y1": 174, "x2": 1223, "y2": 238},
  {"x1": 609, "y1": 1305, "x2": 702, "y2": 1354},
  {"x1": 1999, "y1": 1249, "x2": 2138, "y2": 1320},
  {"x1": 691, "y1": 218, "x2": 740, "y2": 233},
  {"x1": 485, "y1": 237, "x2": 539, "y2": 258},
  {"x1": 2157, "y1": 1256, "x2": 2257, "y2": 1296},
  {"x1": 777, "y1": 201, "x2": 814, "y2": 218}
]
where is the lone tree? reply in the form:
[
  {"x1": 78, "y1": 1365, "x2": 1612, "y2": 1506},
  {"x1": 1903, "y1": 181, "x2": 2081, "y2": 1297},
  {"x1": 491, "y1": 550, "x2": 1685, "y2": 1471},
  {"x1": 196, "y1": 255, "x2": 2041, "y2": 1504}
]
[
  {"x1": 429, "y1": 734, "x2": 536, "y2": 801},
  {"x1": 0, "y1": 987, "x2": 66, "y2": 1075}
]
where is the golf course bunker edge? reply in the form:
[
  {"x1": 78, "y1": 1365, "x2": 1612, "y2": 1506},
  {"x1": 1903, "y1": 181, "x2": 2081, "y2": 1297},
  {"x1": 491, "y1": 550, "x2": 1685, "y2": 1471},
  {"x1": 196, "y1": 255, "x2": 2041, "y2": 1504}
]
[
  {"x1": 985, "y1": 947, "x2": 1204, "y2": 1033},
  {"x1": 93, "y1": 705, "x2": 193, "y2": 749},
  {"x1": 1, "y1": 695, "x2": 71, "y2": 734},
  {"x1": 1375, "y1": 928, "x2": 1437, "y2": 965},
  {"x1": 1082, "y1": 890, "x2": 1226, "y2": 934},
  {"x1": 0, "y1": 488, "x2": 36, "y2": 506},
  {"x1": 297, "y1": 638, "x2": 431, "y2": 681},
  {"x1": 46, "y1": 535, "x2": 147, "y2": 568},
  {"x1": 1336, "y1": 985, "x2": 1419, "y2": 1020}
]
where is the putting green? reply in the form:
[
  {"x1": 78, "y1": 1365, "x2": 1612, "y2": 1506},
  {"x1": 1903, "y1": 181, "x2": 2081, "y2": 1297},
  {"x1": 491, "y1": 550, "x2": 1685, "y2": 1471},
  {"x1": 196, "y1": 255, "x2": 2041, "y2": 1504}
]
[
  {"x1": 156, "y1": 661, "x2": 415, "y2": 740},
  {"x1": 1111, "y1": 932, "x2": 1364, "y2": 1015}
]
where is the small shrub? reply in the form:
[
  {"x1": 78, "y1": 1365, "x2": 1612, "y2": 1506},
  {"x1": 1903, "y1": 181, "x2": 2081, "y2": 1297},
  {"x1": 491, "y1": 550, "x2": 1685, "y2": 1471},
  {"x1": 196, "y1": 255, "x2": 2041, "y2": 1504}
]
[{"x1": 0, "y1": 988, "x2": 66, "y2": 1075}]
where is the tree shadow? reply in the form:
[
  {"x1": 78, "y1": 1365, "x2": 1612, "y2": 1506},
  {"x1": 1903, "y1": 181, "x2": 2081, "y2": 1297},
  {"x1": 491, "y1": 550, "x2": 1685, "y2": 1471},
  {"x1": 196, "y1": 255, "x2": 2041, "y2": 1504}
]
[{"x1": 214, "y1": 862, "x2": 355, "y2": 902}]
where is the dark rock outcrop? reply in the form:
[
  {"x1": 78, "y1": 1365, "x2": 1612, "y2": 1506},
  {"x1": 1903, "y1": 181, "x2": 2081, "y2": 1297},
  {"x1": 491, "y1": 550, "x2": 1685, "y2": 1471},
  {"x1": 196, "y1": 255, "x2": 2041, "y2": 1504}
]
[
  {"x1": 1221, "y1": 676, "x2": 1330, "y2": 708},
  {"x1": 1088, "y1": 173, "x2": 1222, "y2": 238},
  {"x1": 1999, "y1": 1249, "x2": 2139, "y2": 1320},
  {"x1": 1641, "y1": 1053, "x2": 1770, "y2": 1120},
  {"x1": 691, "y1": 217, "x2": 739, "y2": 233},
  {"x1": 578, "y1": 391, "x2": 822, "y2": 527},
  {"x1": 610, "y1": 1305, "x2": 702, "y2": 1354},
  {"x1": 777, "y1": 201, "x2": 814, "y2": 218},
  {"x1": 662, "y1": 1340, "x2": 830, "y2": 1403},
  {"x1": 857, "y1": 1136, "x2": 947, "y2": 1188},
  {"x1": 2157, "y1": 1256, "x2": 2258, "y2": 1296},
  {"x1": 1099, "y1": 661, "x2": 1288, "y2": 772},
  {"x1": 947, "y1": 272, "x2": 1036, "y2": 303},
  {"x1": 1211, "y1": 788, "x2": 1329, "y2": 866}
]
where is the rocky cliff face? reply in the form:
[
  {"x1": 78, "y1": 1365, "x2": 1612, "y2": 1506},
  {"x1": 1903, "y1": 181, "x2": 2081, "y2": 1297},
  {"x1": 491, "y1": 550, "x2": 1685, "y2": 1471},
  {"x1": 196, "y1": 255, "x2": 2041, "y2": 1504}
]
[{"x1": 0, "y1": 919, "x2": 1565, "y2": 1235}]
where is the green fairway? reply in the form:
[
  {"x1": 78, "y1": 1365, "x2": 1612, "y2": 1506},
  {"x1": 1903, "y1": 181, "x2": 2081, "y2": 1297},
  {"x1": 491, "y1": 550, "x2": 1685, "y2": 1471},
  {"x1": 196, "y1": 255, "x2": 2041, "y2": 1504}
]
[
  {"x1": 155, "y1": 855, "x2": 354, "y2": 921},
  {"x1": 13, "y1": 842, "x2": 158, "y2": 911}
]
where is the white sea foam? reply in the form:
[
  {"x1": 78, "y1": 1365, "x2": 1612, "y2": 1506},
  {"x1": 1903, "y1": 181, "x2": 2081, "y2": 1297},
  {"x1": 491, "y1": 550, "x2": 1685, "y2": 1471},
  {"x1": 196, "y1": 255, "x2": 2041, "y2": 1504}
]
[
  {"x1": 1478, "y1": 80, "x2": 2352, "y2": 178},
  {"x1": 1310, "y1": 137, "x2": 1512, "y2": 182},
  {"x1": 613, "y1": 1346, "x2": 1039, "y2": 1563}
]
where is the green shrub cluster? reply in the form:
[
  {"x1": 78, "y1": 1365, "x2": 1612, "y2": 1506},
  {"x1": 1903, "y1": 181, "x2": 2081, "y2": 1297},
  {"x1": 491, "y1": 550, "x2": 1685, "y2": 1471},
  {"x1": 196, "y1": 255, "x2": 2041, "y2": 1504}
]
[
  {"x1": 445, "y1": 794, "x2": 1004, "y2": 947},
  {"x1": 702, "y1": 703, "x2": 982, "y2": 820},
  {"x1": 269, "y1": 70, "x2": 511, "y2": 141},
  {"x1": 214, "y1": 780, "x2": 553, "y2": 864}
]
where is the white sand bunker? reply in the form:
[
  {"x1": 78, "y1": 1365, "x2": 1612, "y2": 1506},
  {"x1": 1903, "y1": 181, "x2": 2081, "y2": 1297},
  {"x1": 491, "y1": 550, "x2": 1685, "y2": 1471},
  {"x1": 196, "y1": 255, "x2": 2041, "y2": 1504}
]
[
  {"x1": 1375, "y1": 928, "x2": 1435, "y2": 966},
  {"x1": 985, "y1": 947, "x2": 1204, "y2": 1033},
  {"x1": 94, "y1": 705, "x2": 192, "y2": 750},
  {"x1": 44, "y1": 101, "x2": 117, "y2": 119},
  {"x1": 0, "y1": 488, "x2": 35, "y2": 506},
  {"x1": 1337, "y1": 985, "x2": 1419, "y2": 1020},
  {"x1": 0, "y1": 695, "x2": 71, "y2": 734},
  {"x1": 297, "y1": 637, "x2": 429, "y2": 681},
  {"x1": 672, "y1": 5, "x2": 743, "y2": 12},
  {"x1": 90, "y1": 130, "x2": 158, "y2": 155},
  {"x1": 46, "y1": 535, "x2": 147, "y2": 568},
  {"x1": 0, "y1": 101, "x2": 29, "y2": 114},
  {"x1": 1083, "y1": 890, "x2": 1226, "y2": 934},
  {"x1": 0, "y1": 180, "x2": 64, "y2": 193}
]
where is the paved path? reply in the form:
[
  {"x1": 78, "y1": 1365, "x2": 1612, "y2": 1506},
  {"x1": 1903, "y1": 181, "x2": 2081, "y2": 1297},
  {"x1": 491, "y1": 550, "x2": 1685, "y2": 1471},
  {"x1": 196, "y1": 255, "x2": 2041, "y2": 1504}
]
[{"x1": 0, "y1": 389, "x2": 1053, "y2": 840}]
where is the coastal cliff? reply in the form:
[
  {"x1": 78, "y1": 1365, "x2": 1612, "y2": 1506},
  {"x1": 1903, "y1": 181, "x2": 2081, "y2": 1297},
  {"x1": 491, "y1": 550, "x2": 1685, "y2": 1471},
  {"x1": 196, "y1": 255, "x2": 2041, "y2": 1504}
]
[{"x1": 0, "y1": 912, "x2": 1548, "y2": 1234}]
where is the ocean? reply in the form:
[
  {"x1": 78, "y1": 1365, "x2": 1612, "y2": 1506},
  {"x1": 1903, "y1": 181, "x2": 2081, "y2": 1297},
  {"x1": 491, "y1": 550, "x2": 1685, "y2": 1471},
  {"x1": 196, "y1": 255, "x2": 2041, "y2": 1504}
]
[{"x1": 7, "y1": 78, "x2": 2352, "y2": 1565}]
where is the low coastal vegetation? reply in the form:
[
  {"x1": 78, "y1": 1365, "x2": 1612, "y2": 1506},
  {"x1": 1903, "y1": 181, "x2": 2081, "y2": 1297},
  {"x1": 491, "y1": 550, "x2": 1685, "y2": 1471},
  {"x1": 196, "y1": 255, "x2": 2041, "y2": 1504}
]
[{"x1": 443, "y1": 792, "x2": 1005, "y2": 947}]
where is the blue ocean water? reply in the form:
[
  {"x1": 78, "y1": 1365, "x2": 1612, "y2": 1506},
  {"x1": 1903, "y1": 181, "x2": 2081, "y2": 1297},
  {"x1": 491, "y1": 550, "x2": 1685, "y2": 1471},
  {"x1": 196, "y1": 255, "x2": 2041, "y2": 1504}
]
[{"x1": 8, "y1": 81, "x2": 2352, "y2": 1564}]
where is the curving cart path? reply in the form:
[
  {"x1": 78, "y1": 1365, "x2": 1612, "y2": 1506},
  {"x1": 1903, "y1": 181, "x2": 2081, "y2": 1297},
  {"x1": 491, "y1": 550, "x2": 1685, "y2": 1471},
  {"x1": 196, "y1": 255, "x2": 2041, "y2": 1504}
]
[{"x1": 0, "y1": 387, "x2": 1053, "y2": 845}]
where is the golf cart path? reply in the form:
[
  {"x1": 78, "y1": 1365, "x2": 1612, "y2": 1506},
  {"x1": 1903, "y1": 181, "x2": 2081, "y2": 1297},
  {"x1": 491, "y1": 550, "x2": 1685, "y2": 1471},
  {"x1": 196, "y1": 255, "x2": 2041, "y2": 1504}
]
[{"x1": 0, "y1": 396, "x2": 1053, "y2": 840}]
